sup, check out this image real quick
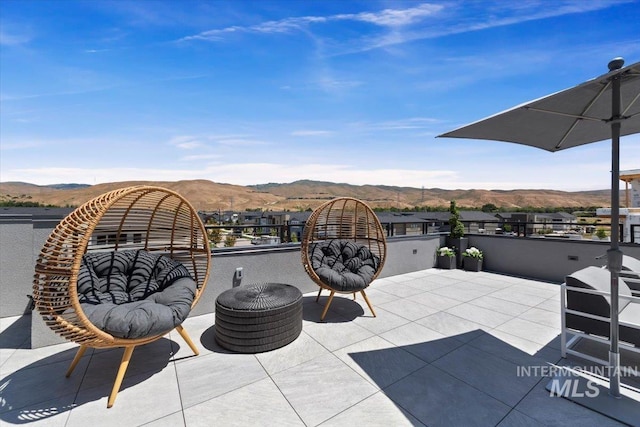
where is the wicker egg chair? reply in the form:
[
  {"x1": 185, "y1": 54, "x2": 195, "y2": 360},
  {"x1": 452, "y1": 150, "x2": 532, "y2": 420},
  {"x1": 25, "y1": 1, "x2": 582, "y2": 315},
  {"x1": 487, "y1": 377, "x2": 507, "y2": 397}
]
[
  {"x1": 32, "y1": 186, "x2": 210, "y2": 408},
  {"x1": 301, "y1": 197, "x2": 387, "y2": 321}
]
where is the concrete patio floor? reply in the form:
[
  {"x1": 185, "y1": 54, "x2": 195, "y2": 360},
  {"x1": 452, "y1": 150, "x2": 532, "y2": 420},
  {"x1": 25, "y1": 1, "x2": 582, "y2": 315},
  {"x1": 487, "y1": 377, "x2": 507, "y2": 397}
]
[{"x1": 1, "y1": 269, "x2": 638, "y2": 426}]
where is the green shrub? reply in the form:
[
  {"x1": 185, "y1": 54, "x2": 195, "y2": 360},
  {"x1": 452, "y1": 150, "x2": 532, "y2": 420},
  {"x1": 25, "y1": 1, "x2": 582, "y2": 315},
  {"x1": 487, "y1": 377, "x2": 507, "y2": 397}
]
[
  {"x1": 224, "y1": 235, "x2": 237, "y2": 247},
  {"x1": 449, "y1": 200, "x2": 465, "y2": 238},
  {"x1": 207, "y1": 228, "x2": 222, "y2": 246}
]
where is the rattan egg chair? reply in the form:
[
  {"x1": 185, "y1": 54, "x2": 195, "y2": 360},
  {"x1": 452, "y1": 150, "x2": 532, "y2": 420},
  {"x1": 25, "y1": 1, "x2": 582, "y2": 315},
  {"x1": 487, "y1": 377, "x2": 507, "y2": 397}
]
[
  {"x1": 301, "y1": 197, "x2": 387, "y2": 321},
  {"x1": 32, "y1": 186, "x2": 210, "y2": 408}
]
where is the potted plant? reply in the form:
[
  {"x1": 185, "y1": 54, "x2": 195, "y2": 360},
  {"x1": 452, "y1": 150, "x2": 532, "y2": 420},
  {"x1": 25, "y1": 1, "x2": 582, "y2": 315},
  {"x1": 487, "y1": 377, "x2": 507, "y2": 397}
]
[
  {"x1": 595, "y1": 228, "x2": 609, "y2": 241},
  {"x1": 463, "y1": 246, "x2": 483, "y2": 271},
  {"x1": 446, "y1": 200, "x2": 468, "y2": 268},
  {"x1": 436, "y1": 246, "x2": 456, "y2": 269}
]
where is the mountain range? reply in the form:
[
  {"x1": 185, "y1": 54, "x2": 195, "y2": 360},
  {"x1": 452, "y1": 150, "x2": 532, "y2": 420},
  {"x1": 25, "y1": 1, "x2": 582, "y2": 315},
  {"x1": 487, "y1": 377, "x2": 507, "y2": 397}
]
[{"x1": 0, "y1": 180, "x2": 614, "y2": 211}]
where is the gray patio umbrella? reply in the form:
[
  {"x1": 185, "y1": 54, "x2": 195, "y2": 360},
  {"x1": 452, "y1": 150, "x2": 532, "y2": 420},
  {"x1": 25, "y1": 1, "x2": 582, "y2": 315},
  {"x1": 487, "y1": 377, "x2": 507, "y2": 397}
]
[{"x1": 438, "y1": 58, "x2": 640, "y2": 398}]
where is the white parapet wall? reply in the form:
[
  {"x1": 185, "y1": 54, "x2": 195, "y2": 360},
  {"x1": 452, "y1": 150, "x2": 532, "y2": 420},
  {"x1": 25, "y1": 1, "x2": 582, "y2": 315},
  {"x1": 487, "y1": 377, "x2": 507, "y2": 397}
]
[{"x1": 625, "y1": 171, "x2": 640, "y2": 208}]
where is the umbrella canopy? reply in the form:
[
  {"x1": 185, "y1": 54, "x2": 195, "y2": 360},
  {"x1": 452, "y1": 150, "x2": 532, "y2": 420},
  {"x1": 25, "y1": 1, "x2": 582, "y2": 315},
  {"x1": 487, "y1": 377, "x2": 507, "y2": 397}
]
[
  {"x1": 438, "y1": 58, "x2": 640, "y2": 398},
  {"x1": 439, "y1": 59, "x2": 640, "y2": 151}
]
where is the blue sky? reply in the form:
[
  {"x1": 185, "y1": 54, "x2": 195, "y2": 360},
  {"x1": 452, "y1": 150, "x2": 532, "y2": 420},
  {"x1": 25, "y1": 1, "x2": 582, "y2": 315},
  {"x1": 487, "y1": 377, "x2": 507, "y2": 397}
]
[{"x1": 1, "y1": 0, "x2": 639, "y2": 191}]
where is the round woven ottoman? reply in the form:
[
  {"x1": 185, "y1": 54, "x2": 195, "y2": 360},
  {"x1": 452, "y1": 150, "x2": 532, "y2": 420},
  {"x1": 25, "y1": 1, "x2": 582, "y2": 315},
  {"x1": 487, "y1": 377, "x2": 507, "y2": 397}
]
[{"x1": 215, "y1": 283, "x2": 303, "y2": 353}]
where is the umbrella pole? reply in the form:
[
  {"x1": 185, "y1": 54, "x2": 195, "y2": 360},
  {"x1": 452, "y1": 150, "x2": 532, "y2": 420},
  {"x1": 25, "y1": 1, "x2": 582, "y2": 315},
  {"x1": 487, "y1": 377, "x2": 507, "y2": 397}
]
[{"x1": 607, "y1": 59, "x2": 623, "y2": 399}]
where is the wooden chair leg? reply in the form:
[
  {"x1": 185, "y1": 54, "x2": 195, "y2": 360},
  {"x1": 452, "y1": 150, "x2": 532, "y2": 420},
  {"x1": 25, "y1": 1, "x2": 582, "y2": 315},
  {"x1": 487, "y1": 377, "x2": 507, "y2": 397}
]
[
  {"x1": 315, "y1": 287, "x2": 323, "y2": 302},
  {"x1": 360, "y1": 290, "x2": 376, "y2": 317},
  {"x1": 66, "y1": 345, "x2": 88, "y2": 377},
  {"x1": 175, "y1": 324, "x2": 199, "y2": 356},
  {"x1": 107, "y1": 345, "x2": 135, "y2": 408},
  {"x1": 320, "y1": 291, "x2": 336, "y2": 321}
]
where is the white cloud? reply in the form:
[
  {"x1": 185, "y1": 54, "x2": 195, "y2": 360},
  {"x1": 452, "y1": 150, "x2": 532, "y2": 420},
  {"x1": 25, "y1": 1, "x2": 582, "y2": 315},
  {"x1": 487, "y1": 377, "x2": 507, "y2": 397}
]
[
  {"x1": 0, "y1": 30, "x2": 32, "y2": 46},
  {"x1": 341, "y1": 3, "x2": 443, "y2": 27},
  {"x1": 180, "y1": 154, "x2": 220, "y2": 161},
  {"x1": 178, "y1": 141, "x2": 203, "y2": 149},
  {"x1": 291, "y1": 130, "x2": 334, "y2": 136},
  {"x1": 168, "y1": 135, "x2": 205, "y2": 149},
  {"x1": 317, "y1": 77, "x2": 363, "y2": 92},
  {"x1": 216, "y1": 138, "x2": 267, "y2": 146},
  {"x1": 168, "y1": 134, "x2": 267, "y2": 148},
  {"x1": 178, "y1": 0, "x2": 626, "y2": 56},
  {"x1": 4, "y1": 149, "x2": 635, "y2": 191},
  {"x1": 370, "y1": 117, "x2": 441, "y2": 131},
  {"x1": 179, "y1": 3, "x2": 443, "y2": 42}
]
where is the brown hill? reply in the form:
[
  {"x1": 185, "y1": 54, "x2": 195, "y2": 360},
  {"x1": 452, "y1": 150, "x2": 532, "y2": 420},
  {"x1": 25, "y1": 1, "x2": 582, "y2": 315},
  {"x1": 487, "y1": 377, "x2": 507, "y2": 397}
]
[
  {"x1": 250, "y1": 180, "x2": 613, "y2": 210},
  {"x1": 0, "y1": 180, "x2": 284, "y2": 211},
  {"x1": 0, "y1": 179, "x2": 613, "y2": 211}
]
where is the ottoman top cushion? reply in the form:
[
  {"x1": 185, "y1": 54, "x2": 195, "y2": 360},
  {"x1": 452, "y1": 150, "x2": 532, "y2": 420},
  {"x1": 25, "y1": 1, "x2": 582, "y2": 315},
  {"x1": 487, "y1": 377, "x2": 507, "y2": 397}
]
[{"x1": 217, "y1": 283, "x2": 302, "y2": 312}]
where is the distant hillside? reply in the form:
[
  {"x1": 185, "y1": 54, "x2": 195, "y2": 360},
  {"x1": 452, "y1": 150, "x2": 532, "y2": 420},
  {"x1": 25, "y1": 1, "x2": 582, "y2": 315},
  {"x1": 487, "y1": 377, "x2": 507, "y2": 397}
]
[
  {"x1": 0, "y1": 180, "x2": 283, "y2": 210},
  {"x1": 0, "y1": 179, "x2": 614, "y2": 211},
  {"x1": 248, "y1": 180, "x2": 613, "y2": 210}
]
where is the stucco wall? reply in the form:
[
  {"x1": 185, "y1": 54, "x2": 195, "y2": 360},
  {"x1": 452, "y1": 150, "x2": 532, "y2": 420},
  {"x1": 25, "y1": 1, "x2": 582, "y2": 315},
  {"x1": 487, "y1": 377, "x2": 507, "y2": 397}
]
[
  {"x1": 0, "y1": 216, "x2": 66, "y2": 318},
  {"x1": 468, "y1": 234, "x2": 640, "y2": 283},
  {"x1": 0, "y1": 218, "x2": 35, "y2": 317}
]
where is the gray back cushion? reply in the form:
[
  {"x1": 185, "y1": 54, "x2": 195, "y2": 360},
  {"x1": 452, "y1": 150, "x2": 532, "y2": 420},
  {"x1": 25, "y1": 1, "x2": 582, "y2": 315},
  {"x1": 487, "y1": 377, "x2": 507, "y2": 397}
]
[
  {"x1": 78, "y1": 250, "x2": 196, "y2": 339},
  {"x1": 309, "y1": 239, "x2": 380, "y2": 292}
]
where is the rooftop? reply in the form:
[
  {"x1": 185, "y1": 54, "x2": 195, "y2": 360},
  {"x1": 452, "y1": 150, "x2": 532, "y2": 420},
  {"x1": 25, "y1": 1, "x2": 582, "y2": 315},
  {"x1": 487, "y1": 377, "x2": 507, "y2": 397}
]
[{"x1": 2, "y1": 268, "x2": 638, "y2": 426}]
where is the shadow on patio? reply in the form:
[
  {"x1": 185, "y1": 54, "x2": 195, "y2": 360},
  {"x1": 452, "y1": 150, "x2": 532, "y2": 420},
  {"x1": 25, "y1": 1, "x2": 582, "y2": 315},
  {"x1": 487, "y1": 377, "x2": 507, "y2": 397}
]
[{"x1": 1, "y1": 269, "x2": 638, "y2": 426}]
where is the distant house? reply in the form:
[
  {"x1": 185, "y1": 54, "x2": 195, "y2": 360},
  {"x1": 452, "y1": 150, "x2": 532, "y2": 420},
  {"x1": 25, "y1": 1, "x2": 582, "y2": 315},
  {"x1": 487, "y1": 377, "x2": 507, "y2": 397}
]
[
  {"x1": 200, "y1": 210, "x2": 236, "y2": 224},
  {"x1": 417, "y1": 211, "x2": 499, "y2": 235},
  {"x1": 417, "y1": 212, "x2": 450, "y2": 234},
  {"x1": 540, "y1": 212, "x2": 577, "y2": 232},
  {"x1": 377, "y1": 212, "x2": 429, "y2": 236},
  {"x1": 496, "y1": 212, "x2": 576, "y2": 235},
  {"x1": 287, "y1": 212, "x2": 310, "y2": 242},
  {"x1": 459, "y1": 211, "x2": 501, "y2": 234}
]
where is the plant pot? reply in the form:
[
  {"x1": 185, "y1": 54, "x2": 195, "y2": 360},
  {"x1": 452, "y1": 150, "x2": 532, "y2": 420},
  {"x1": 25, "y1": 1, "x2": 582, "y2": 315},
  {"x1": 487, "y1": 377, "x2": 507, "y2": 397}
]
[
  {"x1": 463, "y1": 257, "x2": 483, "y2": 272},
  {"x1": 447, "y1": 237, "x2": 468, "y2": 269},
  {"x1": 437, "y1": 255, "x2": 456, "y2": 269}
]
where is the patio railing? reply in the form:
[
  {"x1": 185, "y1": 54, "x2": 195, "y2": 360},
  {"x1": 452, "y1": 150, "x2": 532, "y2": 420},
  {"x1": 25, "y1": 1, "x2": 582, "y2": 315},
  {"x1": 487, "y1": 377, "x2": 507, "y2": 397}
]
[{"x1": 204, "y1": 220, "x2": 631, "y2": 246}]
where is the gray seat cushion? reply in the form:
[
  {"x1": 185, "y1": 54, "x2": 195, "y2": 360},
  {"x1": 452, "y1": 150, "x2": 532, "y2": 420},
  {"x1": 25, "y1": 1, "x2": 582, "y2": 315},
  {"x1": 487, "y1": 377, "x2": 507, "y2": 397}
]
[
  {"x1": 309, "y1": 239, "x2": 380, "y2": 292},
  {"x1": 78, "y1": 250, "x2": 196, "y2": 339}
]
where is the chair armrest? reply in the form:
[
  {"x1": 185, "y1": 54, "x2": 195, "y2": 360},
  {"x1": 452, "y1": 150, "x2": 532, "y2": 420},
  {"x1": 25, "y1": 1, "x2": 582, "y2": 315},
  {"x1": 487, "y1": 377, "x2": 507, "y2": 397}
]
[{"x1": 563, "y1": 283, "x2": 640, "y2": 304}]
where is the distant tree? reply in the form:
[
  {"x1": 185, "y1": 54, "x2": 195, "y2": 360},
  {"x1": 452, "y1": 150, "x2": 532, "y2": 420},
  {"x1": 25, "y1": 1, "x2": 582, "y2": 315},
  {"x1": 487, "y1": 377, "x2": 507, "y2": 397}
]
[
  {"x1": 481, "y1": 203, "x2": 498, "y2": 212},
  {"x1": 0, "y1": 200, "x2": 58, "y2": 207},
  {"x1": 207, "y1": 228, "x2": 222, "y2": 246},
  {"x1": 224, "y1": 235, "x2": 237, "y2": 247}
]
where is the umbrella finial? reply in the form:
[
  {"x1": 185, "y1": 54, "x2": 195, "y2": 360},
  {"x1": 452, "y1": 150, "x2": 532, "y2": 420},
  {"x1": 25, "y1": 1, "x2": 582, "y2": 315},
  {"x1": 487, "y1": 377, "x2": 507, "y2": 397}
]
[{"x1": 608, "y1": 57, "x2": 625, "y2": 71}]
